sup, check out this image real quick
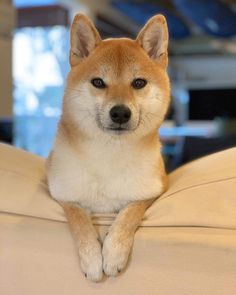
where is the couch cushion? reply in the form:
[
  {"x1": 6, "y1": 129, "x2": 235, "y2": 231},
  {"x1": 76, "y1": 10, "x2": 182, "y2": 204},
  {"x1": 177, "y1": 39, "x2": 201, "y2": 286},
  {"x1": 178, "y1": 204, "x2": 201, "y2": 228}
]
[{"x1": 0, "y1": 143, "x2": 236, "y2": 229}]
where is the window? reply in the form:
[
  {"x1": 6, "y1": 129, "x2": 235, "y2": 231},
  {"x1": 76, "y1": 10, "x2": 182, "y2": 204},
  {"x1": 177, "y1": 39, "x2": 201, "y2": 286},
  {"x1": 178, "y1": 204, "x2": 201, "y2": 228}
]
[{"x1": 13, "y1": 3, "x2": 69, "y2": 156}]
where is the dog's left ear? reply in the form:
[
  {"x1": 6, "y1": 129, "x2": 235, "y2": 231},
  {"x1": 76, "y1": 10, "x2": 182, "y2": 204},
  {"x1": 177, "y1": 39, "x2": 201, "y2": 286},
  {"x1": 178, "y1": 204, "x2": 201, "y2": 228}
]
[
  {"x1": 70, "y1": 14, "x2": 102, "y2": 67},
  {"x1": 136, "y1": 15, "x2": 169, "y2": 69}
]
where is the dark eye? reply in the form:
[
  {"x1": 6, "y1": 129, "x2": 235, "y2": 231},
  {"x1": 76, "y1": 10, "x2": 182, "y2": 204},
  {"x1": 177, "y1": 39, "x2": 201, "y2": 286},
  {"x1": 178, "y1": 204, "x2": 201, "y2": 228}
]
[
  {"x1": 91, "y1": 78, "x2": 106, "y2": 89},
  {"x1": 132, "y1": 78, "x2": 147, "y2": 89}
]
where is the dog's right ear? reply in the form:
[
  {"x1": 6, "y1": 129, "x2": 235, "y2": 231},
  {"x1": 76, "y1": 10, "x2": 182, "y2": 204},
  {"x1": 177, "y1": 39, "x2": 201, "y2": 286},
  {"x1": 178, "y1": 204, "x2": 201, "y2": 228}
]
[
  {"x1": 136, "y1": 15, "x2": 169, "y2": 69},
  {"x1": 70, "y1": 14, "x2": 101, "y2": 67}
]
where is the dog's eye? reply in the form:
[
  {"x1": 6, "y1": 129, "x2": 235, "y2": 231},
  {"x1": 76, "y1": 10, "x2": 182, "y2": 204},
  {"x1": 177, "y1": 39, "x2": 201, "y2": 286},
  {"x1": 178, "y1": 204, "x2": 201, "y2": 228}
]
[
  {"x1": 91, "y1": 78, "x2": 106, "y2": 89},
  {"x1": 132, "y1": 78, "x2": 147, "y2": 89}
]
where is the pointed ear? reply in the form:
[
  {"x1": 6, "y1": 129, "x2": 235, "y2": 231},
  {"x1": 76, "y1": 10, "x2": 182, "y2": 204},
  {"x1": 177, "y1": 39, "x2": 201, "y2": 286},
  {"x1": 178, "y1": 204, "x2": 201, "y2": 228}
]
[
  {"x1": 136, "y1": 15, "x2": 169, "y2": 68},
  {"x1": 69, "y1": 14, "x2": 102, "y2": 67}
]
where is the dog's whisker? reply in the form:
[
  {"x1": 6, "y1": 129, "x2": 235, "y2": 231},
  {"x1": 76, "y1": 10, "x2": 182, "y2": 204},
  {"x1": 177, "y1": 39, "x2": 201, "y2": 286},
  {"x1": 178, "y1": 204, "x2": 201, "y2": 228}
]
[{"x1": 65, "y1": 87, "x2": 85, "y2": 93}]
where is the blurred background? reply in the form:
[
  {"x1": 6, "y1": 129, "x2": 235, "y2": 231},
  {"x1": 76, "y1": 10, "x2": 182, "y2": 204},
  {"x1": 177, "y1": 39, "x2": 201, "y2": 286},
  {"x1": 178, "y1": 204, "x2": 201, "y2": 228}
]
[{"x1": 1, "y1": 0, "x2": 236, "y2": 171}]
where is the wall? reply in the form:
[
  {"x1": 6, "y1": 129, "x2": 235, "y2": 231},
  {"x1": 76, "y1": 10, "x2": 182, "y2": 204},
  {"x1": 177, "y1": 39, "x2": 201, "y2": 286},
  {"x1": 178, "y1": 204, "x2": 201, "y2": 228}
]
[{"x1": 0, "y1": 1, "x2": 15, "y2": 118}]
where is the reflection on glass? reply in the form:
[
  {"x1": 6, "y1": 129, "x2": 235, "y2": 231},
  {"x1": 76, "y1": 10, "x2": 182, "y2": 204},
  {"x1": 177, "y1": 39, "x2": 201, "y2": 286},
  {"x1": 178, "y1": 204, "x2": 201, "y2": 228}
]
[{"x1": 13, "y1": 26, "x2": 69, "y2": 157}]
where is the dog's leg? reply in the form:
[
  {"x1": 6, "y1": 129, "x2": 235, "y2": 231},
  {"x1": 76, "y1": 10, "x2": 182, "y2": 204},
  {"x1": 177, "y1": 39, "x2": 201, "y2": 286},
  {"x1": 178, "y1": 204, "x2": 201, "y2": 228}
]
[
  {"x1": 61, "y1": 202, "x2": 103, "y2": 282},
  {"x1": 102, "y1": 198, "x2": 155, "y2": 276}
]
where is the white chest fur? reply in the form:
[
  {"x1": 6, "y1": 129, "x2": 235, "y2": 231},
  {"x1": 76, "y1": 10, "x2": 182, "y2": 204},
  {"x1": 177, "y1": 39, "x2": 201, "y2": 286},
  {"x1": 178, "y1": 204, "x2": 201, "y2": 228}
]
[{"x1": 48, "y1": 134, "x2": 164, "y2": 213}]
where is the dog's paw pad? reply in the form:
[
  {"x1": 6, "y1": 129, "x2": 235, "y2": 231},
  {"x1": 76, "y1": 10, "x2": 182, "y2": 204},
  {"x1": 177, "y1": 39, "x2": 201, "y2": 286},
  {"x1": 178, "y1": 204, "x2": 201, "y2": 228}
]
[
  {"x1": 79, "y1": 240, "x2": 103, "y2": 282},
  {"x1": 80, "y1": 254, "x2": 103, "y2": 281},
  {"x1": 102, "y1": 235, "x2": 131, "y2": 277},
  {"x1": 103, "y1": 253, "x2": 128, "y2": 276}
]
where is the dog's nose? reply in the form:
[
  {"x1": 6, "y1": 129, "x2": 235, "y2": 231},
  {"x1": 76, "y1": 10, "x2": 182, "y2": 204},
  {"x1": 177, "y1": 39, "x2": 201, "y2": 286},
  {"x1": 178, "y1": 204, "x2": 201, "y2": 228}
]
[{"x1": 110, "y1": 105, "x2": 131, "y2": 124}]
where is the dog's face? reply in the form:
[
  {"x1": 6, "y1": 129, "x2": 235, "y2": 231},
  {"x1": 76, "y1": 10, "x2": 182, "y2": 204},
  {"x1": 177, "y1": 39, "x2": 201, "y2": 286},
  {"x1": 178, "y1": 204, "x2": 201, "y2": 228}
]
[{"x1": 63, "y1": 14, "x2": 170, "y2": 139}]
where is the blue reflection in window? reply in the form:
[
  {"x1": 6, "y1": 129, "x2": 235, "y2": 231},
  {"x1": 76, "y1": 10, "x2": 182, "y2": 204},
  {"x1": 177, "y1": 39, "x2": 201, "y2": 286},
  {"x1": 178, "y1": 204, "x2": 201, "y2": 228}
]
[
  {"x1": 13, "y1": 26, "x2": 69, "y2": 157},
  {"x1": 14, "y1": 0, "x2": 57, "y2": 8}
]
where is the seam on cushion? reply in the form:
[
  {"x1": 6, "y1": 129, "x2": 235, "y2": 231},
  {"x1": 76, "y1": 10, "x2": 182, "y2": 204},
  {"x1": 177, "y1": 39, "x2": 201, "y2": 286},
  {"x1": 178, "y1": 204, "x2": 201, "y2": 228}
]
[
  {"x1": 0, "y1": 168, "x2": 48, "y2": 189},
  {"x1": 1, "y1": 169, "x2": 236, "y2": 229},
  {"x1": 0, "y1": 210, "x2": 114, "y2": 226},
  {"x1": 0, "y1": 168, "x2": 236, "y2": 202},
  {"x1": 2, "y1": 168, "x2": 235, "y2": 198},
  {"x1": 0, "y1": 210, "x2": 65, "y2": 224},
  {"x1": 1, "y1": 210, "x2": 236, "y2": 231},
  {"x1": 158, "y1": 176, "x2": 236, "y2": 202},
  {"x1": 1, "y1": 169, "x2": 236, "y2": 207},
  {"x1": 139, "y1": 224, "x2": 236, "y2": 230}
]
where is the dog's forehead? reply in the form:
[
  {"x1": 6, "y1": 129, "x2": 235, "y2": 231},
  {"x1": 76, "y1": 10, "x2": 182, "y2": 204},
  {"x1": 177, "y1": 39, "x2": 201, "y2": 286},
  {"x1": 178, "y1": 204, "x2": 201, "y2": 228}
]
[
  {"x1": 93, "y1": 38, "x2": 150, "y2": 76},
  {"x1": 69, "y1": 37, "x2": 166, "y2": 87}
]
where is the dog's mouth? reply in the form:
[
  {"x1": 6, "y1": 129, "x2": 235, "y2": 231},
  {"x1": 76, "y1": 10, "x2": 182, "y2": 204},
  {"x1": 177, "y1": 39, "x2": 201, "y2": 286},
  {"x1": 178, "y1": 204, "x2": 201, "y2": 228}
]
[
  {"x1": 104, "y1": 125, "x2": 131, "y2": 134},
  {"x1": 96, "y1": 110, "x2": 141, "y2": 134},
  {"x1": 107, "y1": 126, "x2": 128, "y2": 131},
  {"x1": 98, "y1": 122, "x2": 135, "y2": 134}
]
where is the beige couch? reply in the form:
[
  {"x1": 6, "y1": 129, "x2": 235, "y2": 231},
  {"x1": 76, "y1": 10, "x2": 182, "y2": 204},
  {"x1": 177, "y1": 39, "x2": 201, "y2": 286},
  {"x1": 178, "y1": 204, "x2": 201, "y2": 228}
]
[{"x1": 0, "y1": 143, "x2": 236, "y2": 294}]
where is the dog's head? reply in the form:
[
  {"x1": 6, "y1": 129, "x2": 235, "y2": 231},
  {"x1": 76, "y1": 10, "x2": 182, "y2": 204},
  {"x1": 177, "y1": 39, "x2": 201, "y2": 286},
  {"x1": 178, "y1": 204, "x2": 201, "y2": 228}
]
[{"x1": 63, "y1": 14, "x2": 170, "y2": 140}]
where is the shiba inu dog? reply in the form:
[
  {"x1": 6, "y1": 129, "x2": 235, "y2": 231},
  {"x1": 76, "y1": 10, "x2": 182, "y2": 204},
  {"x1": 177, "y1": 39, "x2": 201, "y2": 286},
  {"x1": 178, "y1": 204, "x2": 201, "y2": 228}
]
[{"x1": 47, "y1": 13, "x2": 170, "y2": 282}]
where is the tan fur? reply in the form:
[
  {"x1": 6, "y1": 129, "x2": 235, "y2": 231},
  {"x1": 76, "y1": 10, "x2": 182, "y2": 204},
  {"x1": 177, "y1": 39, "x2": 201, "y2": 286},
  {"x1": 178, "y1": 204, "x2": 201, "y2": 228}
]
[
  {"x1": 137, "y1": 14, "x2": 169, "y2": 68},
  {"x1": 47, "y1": 13, "x2": 170, "y2": 281},
  {"x1": 103, "y1": 198, "x2": 155, "y2": 275},
  {"x1": 60, "y1": 202, "x2": 103, "y2": 281}
]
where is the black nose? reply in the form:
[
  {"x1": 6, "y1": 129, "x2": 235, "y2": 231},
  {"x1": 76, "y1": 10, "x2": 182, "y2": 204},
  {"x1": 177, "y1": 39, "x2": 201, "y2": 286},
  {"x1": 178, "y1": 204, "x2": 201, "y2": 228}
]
[{"x1": 110, "y1": 105, "x2": 131, "y2": 124}]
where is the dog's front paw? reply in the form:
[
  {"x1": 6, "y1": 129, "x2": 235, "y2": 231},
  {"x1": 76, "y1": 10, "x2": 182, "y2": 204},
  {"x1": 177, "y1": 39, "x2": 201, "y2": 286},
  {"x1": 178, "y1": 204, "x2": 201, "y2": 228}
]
[
  {"x1": 79, "y1": 239, "x2": 103, "y2": 282},
  {"x1": 102, "y1": 232, "x2": 133, "y2": 277}
]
